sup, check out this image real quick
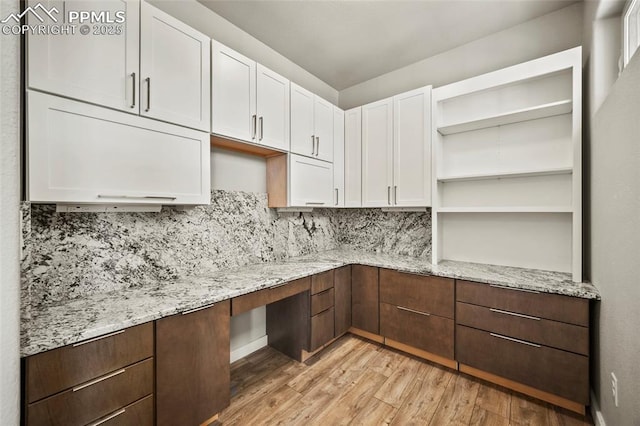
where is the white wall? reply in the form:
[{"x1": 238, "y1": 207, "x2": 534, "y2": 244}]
[
  {"x1": 338, "y1": 3, "x2": 584, "y2": 109},
  {"x1": 0, "y1": 0, "x2": 22, "y2": 424},
  {"x1": 148, "y1": 0, "x2": 338, "y2": 104}
]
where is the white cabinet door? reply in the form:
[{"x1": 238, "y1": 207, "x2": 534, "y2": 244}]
[
  {"x1": 344, "y1": 107, "x2": 362, "y2": 207},
  {"x1": 333, "y1": 107, "x2": 345, "y2": 207},
  {"x1": 314, "y1": 96, "x2": 334, "y2": 162},
  {"x1": 290, "y1": 83, "x2": 315, "y2": 157},
  {"x1": 211, "y1": 41, "x2": 257, "y2": 142},
  {"x1": 27, "y1": 91, "x2": 210, "y2": 205},
  {"x1": 289, "y1": 154, "x2": 333, "y2": 207},
  {"x1": 256, "y1": 64, "x2": 289, "y2": 151},
  {"x1": 362, "y1": 98, "x2": 393, "y2": 207},
  {"x1": 140, "y1": 2, "x2": 210, "y2": 131},
  {"x1": 27, "y1": 0, "x2": 139, "y2": 113},
  {"x1": 393, "y1": 86, "x2": 431, "y2": 206}
]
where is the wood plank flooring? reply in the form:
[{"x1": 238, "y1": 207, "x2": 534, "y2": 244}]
[{"x1": 215, "y1": 335, "x2": 593, "y2": 426}]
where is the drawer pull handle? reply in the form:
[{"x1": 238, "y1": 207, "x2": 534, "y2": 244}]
[
  {"x1": 269, "y1": 282, "x2": 290, "y2": 290},
  {"x1": 305, "y1": 202, "x2": 325, "y2": 205},
  {"x1": 490, "y1": 308, "x2": 541, "y2": 321},
  {"x1": 182, "y1": 303, "x2": 215, "y2": 315},
  {"x1": 87, "y1": 408, "x2": 126, "y2": 426},
  {"x1": 397, "y1": 306, "x2": 430, "y2": 316},
  {"x1": 72, "y1": 368, "x2": 126, "y2": 392},
  {"x1": 490, "y1": 333, "x2": 541, "y2": 348},
  {"x1": 97, "y1": 194, "x2": 177, "y2": 201},
  {"x1": 72, "y1": 330, "x2": 125, "y2": 347},
  {"x1": 489, "y1": 284, "x2": 540, "y2": 294}
]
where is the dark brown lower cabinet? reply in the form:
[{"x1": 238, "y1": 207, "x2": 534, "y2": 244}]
[
  {"x1": 310, "y1": 307, "x2": 335, "y2": 351},
  {"x1": 99, "y1": 395, "x2": 154, "y2": 426},
  {"x1": 156, "y1": 300, "x2": 231, "y2": 426},
  {"x1": 456, "y1": 325, "x2": 589, "y2": 404},
  {"x1": 334, "y1": 266, "x2": 352, "y2": 336},
  {"x1": 351, "y1": 265, "x2": 379, "y2": 334}
]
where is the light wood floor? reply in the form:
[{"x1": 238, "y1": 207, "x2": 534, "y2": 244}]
[{"x1": 216, "y1": 335, "x2": 593, "y2": 426}]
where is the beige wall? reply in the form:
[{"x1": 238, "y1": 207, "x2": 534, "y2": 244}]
[
  {"x1": 338, "y1": 3, "x2": 584, "y2": 109},
  {"x1": 0, "y1": 0, "x2": 22, "y2": 424}
]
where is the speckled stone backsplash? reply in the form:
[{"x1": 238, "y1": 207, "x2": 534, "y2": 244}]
[{"x1": 21, "y1": 190, "x2": 431, "y2": 306}]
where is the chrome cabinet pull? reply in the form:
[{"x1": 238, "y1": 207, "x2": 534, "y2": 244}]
[
  {"x1": 130, "y1": 72, "x2": 136, "y2": 108},
  {"x1": 269, "y1": 281, "x2": 290, "y2": 289},
  {"x1": 72, "y1": 330, "x2": 125, "y2": 347},
  {"x1": 490, "y1": 332, "x2": 541, "y2": 348},
  {"x1": 87, "y1": 409, "x2": 126, "y2": 426},
  {"x1": 259, "y1": 116, "x2": 264, "y2": 141},
  {"x1": 394, "y1": 185, "x2": 398, "y2": 204},
  {"x1": 397, "y1": 306, "x2": 430, "y2": 316},
  {"x1": 489, "y1": 284, "x2": 540, "y2": 294},
  {"x1": 73, "y1": 369, "x2": 126, "y2": 392},
  {"x1": 182, "y1": 303, "x2": 215, "y2": 315},
  {"x1": 305, "y1": 202, "x2": 325, "y2": 205},
  {"x1": 311, "y1": 135, "x2": 315, "y2": 155},
  {"x1": 387, "y1": 186, "x2": 391, "y2": 205},
  {"x1": 145, "y1": 77, "x2": 150, "y2": 112},
  {"x1": 97, "y1": 194, "x2": 177, "y2": 201},
  {"x1": 315, "y1": 136, "x2": 320, "y2": 156},
  {"x1": 251, "y1": 115, "x2": 257, "y2": 140},
  {"x1": 335, "y1": 188, "x2": 339, "y2": 206},
  {"x1": 490, "y1": 308, "x2": 541, "y2": 321}
]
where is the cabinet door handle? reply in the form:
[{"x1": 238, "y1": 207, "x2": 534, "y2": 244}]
[
  {"x1": 490, "y1": 332, "x2": 541, "y2": 348},
  {"x1": 130, "y1": 72, "x2": 136, "y2": 108},
  {"x1": 259, "y1": 116, "x2": 264, "y2": 141},
  {"x1": 251, "y1": 115, "x2": 257, "y2": 140},
  {"x1": 145, "y1": 77, "x2": 151, "y2": 112},
  {"x1": 311, "y1": 135, "x2": 315, "y2": 155},
  {"x1": 305, "y1": 202, "x2": 325, "y2": 205},
  {"x1": 182, "y1": 303, "x2": 215, "y2": 315},
  {"x1": 394, "y1": 185, "x2": 398, "y2": 205},
  {"x1": 489, "y1": 308, "x2": 541, "y2": 321},
  {"x1": 387, "y1": 186, "x2": 391, "y2": 205},
  {"x1": 73, "y1": 368, "x2": 126, "y2": 392},
  {"x1": 335, "y1": 188, "x2": 339, "y2": 206},
  {"x1": 270, "y1": 281, "x2": 290, "y2": 290},
  {"x1": 397, "y1": 306, "x2": 430, "y2": 316},
  {"x1": 315, "y1": 136, "x2": 320, "y2": 156},
  {"x1": 97, "y1": 194, "x2": 177, "y2": 201},
  {"x1": 72, "y1": 330, "x2": 125, "y2": 347},
  {"x1": 489, "y1": 284, "x2": 540, "y2": 294},
  {"x1": 87, "y1": 409, "x2": 126, "y2": 426}
]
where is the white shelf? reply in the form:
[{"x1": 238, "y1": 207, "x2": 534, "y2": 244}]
[
  {"x1": 437, "y1": 167, "x2": 573, "y2": 182},
  {"x1": 437, "y1": 206, "x2": 573, "y2": 213},
  {"x1": 437, "y1": 99, "x2": 572, "y2": 135}
]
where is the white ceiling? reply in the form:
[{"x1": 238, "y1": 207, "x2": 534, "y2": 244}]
[{"x1": 198, "y1": 0, "x2": 579, "y2": 90}]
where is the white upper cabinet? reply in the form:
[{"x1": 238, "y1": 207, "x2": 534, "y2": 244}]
[
  {"x1": 28, "y1": 1, "x2": 210, "y2": 131},
  {"x1": 362, "y1": 98, "x2": 394, "y2": 207},
  {"x1": 27, "y1": 0, "x2": 140, "y2": 113},
  {"x1": 333, "y1": 107, "x2": 345, "y2": 207},
  {"x1": 140, "y1": 2, "x2": 210, "y2": 131},
  {"x1": 290, "y1": 83, "x2": 334, "y2": 162},
  {"x1": 393, "y1": 86, "x2": 432, "y2": 206},
  {"x1": 344, "y1": 107, "x2": 362, "y2": 207},
  {"x1": 27, "y1": 91, "x2": 210, "y2": 205},
  {"x1": 289, "y1": 154, "x2": 334, "y2": 207},
  {"x1": 212, "y1": 42, "x2": 289, "y2": 151}
]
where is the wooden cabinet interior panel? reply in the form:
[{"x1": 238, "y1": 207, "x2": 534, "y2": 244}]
[
  {"x1": 456, "y1": 325, "x2": 589, "y2": 404},
  {"x1": 334, "y1": 266, "x2": 352, "y2": 336},
  {"x1": 379, "y1": 269, "x2": 454, "y2": 318},
  {"x1": 27, "y1": 358, "x2": 153, "y2": 426},
  {"x1": 456, "y1": 280, "x2": 589, "y2": 326},
  {"x1": 26, "y1": 322, "x2": 153, "y2": 403},
  {"x1": 351, "y1": 265, "x2": 379, "y2": 335},
  {"x1": 456, "y1": 302, "x2": 588, "y2": 355},
  {"x1": 310, "y1": 307, "x2": 335, "y2": 352},
  {"x1": 266, "y1": 291, "x2": 311, "y2": 362},
  {"x1": 98, "y1": 395, "x2": 154, "y2": 426},
  {"x1": 231, "y1": 277, "x2": 310, "y2": 316},
  {"x1": 155, "y1": 300, "x2": 230, "y2": 426},
  {"x1": 311, "y1": 288, "x2": 335, "y2": 316},
  {"x1": 380, "y1": 302, "x2": 454, "y2": 359},
  {"x1": 311, "y1": 270, "x2": 334, "y2": 294}
]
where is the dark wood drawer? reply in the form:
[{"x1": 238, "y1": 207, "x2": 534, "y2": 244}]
[
  {"x1": 380, "y1": 270, "x2": 454, "y2": 319},
  {"x1": 456, "y1": 325, "x2": 588, "y2": 404},
  {"x1": 27, "y1": 358, "x2": 153, "y2": 426},
  {"x1": 311, "y1": 270, "x2": 334, "y2": 295},
  {"x1": 26, "y1": 322, "x2": 153, "y2": 403},
  {"x1": 380, "y1": 302, "x2": 454, "y2": 359},
  {"x1": 232, "y1": 277, "x2": 311, "y2": 315},
  {"x1": 92, "y1": 395, "x2": 153, "y2": 426},
  {"x1": 310, "y1": 307, "x2": 335, "y2": 351},
  {"x1": 352, "y1": 265, "x2": 379, "y2": 334},
  {"x1": 457, "y1": 302, "x2": 588, "y2": 355},
  {"x1": 456, "y1": 280, "x2": 589, "y2": 326},
  {"x1": 311, "y1": 288, "x2": 334, "y2": 316}
]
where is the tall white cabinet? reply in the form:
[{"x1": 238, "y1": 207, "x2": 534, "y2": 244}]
[
  {"x1": 290, "y1": 83, "x2": 334, "y2": 162},
  {"x1": 432, "y1": 47, "x2": 582, "y2": 281},
  {"x1": 344, "y1": 107, "x2": 363, "y2": 207},
  {"x1": 333, "y1": 107, "x2": 345, "y2": 207},
  {"x1": 362, "y1": 98, "x2": 394, "y2": 207}
]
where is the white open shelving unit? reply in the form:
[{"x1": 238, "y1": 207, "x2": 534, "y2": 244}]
[{"x1": 431, "y1": 47, "x2": 582, "y2": 281}]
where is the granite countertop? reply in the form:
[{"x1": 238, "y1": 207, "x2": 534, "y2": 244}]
[{"x1": 20, "y1": 247, "x2": 600, "y2": 357}]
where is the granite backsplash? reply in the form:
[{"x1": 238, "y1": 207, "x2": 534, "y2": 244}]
[{"x1": 21, "y1": 190, "x2": 431, "y2": 306}]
